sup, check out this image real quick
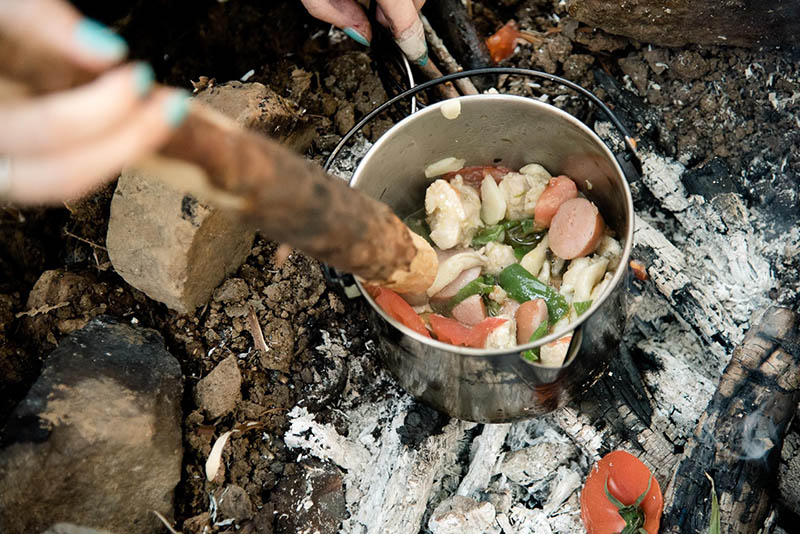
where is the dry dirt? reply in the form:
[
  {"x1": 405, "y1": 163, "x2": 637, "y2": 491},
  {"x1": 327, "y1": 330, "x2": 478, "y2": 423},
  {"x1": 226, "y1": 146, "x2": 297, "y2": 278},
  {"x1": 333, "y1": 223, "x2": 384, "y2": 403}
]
[{"x1": 1, "y1": 0, "x2": 798, "y2": 532}]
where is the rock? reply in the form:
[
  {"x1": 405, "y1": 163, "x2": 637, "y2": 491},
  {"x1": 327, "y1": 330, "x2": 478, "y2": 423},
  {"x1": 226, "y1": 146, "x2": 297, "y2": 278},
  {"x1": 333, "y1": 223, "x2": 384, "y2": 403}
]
[
  {"x1": 23, "y1": 270, "x2": 96, "y2": 347},
  {"x1": 194, "y1": 81, "x2": 314, "y2": 152},
  {"x1": 41, "y1": 525, "x2": 113, "y2": 534},
  {"x1": 106, "y1": 168, "x2": 256, "y2": 313},
  {"x1": 568, "y1": 0, "x2": 800, "y2": 47},
  {"x1": 195, "y1": 355, "x2": 242, "y2": 419},
  {"x1": 0, "y1": 318, "x2": 183, "y2": 534},
  {"x1": 213, "y1": 278, "x2": 250, "y2": 303},
  {"x1": 108, "y1": 79, "x2": 316, "y2": 314},
  {"x1": 428, "y1": 496, "x2": 499, "y2": 534},
  {"x1": 260, "y1": 318, "x2": 294, "y2": 372},
  {"x1": 215, "y1": 484, "x2": 253, "y2": 524},
  {"x1": 618, "y1": 56, "x2": 649, "y2": 96},
  {"x1": 270, "y1": 459, "x2": 346, "y2": 534}
]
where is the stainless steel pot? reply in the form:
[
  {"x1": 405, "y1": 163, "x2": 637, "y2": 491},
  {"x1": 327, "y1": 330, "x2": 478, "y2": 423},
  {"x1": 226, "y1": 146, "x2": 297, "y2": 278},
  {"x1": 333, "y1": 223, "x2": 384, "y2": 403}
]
[{"x1": 347, "y1": 92, "x2": 634, "y2": 423}]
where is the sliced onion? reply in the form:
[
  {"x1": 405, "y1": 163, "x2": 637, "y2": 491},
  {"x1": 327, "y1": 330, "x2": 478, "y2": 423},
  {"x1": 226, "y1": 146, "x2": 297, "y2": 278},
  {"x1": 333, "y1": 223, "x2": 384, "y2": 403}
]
[
  {"x1": 480, "y1": 176, "x2": 506, "y2": 224},
  {"x1": 426, "y1": 251, "x2": 485, "y2": 297},
  {"x1": 425, "y1": 157, "x2": 467, "y2": 178}
]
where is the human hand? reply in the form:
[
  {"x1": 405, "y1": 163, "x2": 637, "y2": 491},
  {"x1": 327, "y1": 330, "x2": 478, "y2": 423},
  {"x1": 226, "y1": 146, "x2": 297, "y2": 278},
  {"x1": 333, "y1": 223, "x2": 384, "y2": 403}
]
[
  {"x1": 0, "y1": 0, "x2": 190, "y2": 206},
  {"x1": 301, "y1": 0, "x2": 428, "y2": 65}
]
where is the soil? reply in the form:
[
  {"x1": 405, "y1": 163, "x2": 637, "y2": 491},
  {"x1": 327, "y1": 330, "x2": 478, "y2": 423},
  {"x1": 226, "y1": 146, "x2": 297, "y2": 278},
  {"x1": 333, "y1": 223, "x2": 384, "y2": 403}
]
[{"x1": 1, "y1": 0, "x2": 798, "y2": 532}]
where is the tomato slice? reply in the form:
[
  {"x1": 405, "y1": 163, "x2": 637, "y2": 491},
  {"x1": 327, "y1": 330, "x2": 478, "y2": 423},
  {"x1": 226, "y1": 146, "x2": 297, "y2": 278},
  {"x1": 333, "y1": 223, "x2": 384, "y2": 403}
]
[
  {"x1": 429, "y1": 315, "x2": 507, "y2": 348},
  {"x1": 486, "y1": 21, "x2": 520, "y2": 63},
  {"x1": 441, "y1": 166, "x2": 513, "y2": 190},
  {"x1": 372, "y1": 287, "x2": 431, "y2": 338},
  {"x1": 581, "y1": 450, "x2": 663, "y2": 534}
]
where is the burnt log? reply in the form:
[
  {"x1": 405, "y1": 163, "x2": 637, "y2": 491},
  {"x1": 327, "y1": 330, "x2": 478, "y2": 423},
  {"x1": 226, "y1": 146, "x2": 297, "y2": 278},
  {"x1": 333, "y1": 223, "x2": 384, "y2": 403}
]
[
  {"x1": 423, "y1": 0, "x2": 493, "y2": 90},
  {"x1": 662, "y1": 307, "x2": 800, "y2": 532},
  {"x1": 568, "y1": 0, "x2": 800, "y2": 48}
]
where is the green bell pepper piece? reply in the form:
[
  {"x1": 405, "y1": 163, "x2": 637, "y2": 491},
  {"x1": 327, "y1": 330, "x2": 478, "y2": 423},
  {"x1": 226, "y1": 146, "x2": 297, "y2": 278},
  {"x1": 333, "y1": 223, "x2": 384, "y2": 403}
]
[
  {"x1": 498, "y1": 264, "x2": 569, "y2": 324},
  {"x1": 573, "y1": 300, "x2": 593, "y2": 316}
]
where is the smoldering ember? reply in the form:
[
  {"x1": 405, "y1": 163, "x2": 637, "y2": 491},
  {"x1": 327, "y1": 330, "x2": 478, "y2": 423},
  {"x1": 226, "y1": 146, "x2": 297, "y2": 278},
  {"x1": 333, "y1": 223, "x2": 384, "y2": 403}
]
[{"x1": 0, "y1": 1, "x2": 799, "y2": 533}]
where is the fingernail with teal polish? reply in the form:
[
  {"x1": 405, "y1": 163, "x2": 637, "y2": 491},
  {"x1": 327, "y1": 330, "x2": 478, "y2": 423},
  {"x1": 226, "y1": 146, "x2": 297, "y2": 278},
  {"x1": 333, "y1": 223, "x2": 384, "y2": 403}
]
[
  {"x1": 343, "y1": 27, "x2": 370, "y2": 47},
  {"x1": 75, "y1": 18, "x2": 128, "y2": 60},
  {"x1": 132, "y1": 62, "x2": 154, "y2": 97},
  {"x1": 164, "y1": 90, "x2": 191, "y2": 127},
  {"x1": 416, "y1": 47, "x2": 429, "y2": 67}
]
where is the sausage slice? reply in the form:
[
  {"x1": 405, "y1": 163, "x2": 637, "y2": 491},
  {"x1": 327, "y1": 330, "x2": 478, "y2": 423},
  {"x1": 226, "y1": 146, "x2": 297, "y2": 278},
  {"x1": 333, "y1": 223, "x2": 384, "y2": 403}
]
[
  {"x1": 548, "y1": 198, "x2": 605, "y2": 260},
  {"x1": 451, "y1": 294, "x2": 487, "y2": 326},
  {"x1": 534, "y1": 175, "x2": 578, "y2": 228},
  {"x1": 515, "y1": 298, "x2": 549, "y2": 345}
]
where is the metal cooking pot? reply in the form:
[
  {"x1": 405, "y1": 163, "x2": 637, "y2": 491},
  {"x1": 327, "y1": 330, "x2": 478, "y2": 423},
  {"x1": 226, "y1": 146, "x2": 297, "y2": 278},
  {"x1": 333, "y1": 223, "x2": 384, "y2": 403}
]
[{"x1": 330, "y1": 70, "x2": 636, "y2": 422}]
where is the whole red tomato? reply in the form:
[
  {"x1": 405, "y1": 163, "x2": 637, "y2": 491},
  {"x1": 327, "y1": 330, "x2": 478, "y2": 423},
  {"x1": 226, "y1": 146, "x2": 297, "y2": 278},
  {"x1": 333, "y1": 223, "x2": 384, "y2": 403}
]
[{"x1": 581, "y1": 450, "x2": 663, "y2": 534}]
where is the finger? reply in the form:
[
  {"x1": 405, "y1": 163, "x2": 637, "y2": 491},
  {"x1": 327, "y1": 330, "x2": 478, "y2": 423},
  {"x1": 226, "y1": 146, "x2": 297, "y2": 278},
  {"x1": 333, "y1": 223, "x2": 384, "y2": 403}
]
[
  {"x1": 375, "y1": 0, "x2": 427, "y2": 64},
  {"x1": 0, "y1": 62, "x2": 155, "y2": 155},
  {"x1": 0, "y1": 0, "x2": 128, "y2": 72},
  {"x1": 376, "y1": 0, "x2": 426, "y2": 26},
  {"x1": 5, "y1": 88, "x2": 190, "y2": 205},
  {"x1": 301, "y1": 0, "x2": 372, "y2": 45}
]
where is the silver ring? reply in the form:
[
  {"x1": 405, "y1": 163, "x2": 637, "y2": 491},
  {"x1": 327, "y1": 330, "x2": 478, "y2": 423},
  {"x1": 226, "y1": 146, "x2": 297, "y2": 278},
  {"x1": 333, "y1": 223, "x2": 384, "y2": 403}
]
[{"x1": 0, "y1": 156, "x2": 11, "y2": 198}]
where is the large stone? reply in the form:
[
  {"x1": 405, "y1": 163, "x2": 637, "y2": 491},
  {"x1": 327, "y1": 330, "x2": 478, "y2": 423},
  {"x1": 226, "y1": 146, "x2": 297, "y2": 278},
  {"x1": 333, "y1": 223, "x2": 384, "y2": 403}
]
[
  {"x1": 0, "y1": 318, "x2": 183, "y2": 534},
  {"x1": 568, "y1": 0, "x2": 800, "y2": 47},
  {"x1": 107, "y1": 80, "x2": 313, "y2": 314},
  {"x1": 194, "y1": 355, "x2": 242, "y2": 419},
  {"x1": 194, "y1": 81, "x2": 314, "y2": 152},
  {"x1": 107, "y1": 170, "x2": 255, "y2": 313}
]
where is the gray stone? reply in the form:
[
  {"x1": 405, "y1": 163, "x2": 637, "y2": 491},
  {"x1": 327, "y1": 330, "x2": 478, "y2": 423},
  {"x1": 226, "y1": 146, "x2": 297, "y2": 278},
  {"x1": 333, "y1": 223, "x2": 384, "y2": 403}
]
[
  {"x1": 213, "y1": 278, "x2": 250, "y2": 303},
  {"x1": 195, "y1": 355, "x2": 242, "y2": 419},
  {"x1": 215, "y1": 484, "x2": 253, "y2": 524},
  {"x1": 568, "y1": 0, "x2": 800, "y2": 47},
  {"x1": 428, "y1": 496, "x2": 499, "y2": 534},
  {"x1": 0, "y1": 318, "x2": 183, "y2": 534}
]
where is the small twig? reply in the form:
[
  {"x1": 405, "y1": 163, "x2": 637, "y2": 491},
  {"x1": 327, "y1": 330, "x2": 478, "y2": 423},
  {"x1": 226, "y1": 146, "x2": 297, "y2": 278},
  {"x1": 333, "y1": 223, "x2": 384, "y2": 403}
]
[
  {"x1": 152, "y1": 510, "x2": 182, "y2": 534},
  {"x1": 15, "y1": 301, "x2": 69, "y2": 318},
  {"x1": 246, "y1": 305, "x2": 270, "y2": 355},
  {"x1": 421, "y1": 15, "x2": 479, "y2": 95},
  {"x1": 416, "y1": 59, "x2": 460, "y2": 99},
  {"x1": 63, "y1": 229, "x2": 107, "y2": 251}
]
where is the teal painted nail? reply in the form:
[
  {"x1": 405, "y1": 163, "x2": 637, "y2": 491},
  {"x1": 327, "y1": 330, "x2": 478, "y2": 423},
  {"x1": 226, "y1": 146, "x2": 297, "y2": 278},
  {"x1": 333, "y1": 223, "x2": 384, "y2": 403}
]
[
  {"x1": 343, "y1": 27, "x2": 370, "y2": 47},
  {"x1": 132, "y1": 62, "x2": 154, "y2": 97},
  {"x1": 416, "y1": 47, "x2": 429, "y2": 67},
  {"x1": 164, "y1": 90, "x2": 190, "y2": 127},
  {"x1": 75, "y1": 18, "x2": 128, "y2": 60}
]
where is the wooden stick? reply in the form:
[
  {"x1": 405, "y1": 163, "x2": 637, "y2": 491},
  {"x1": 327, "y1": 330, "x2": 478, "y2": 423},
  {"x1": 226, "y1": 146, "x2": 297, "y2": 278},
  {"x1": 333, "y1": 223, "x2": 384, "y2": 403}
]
[
  {"x1": 420, "y1": 15, "x2": 479, "y2": 96},
  {"x1": 0, "y1": 36, "x2": 438, "y2": 295},
  {"x1": 662, "y1": 306, "x2": 800, "y2": 532}
]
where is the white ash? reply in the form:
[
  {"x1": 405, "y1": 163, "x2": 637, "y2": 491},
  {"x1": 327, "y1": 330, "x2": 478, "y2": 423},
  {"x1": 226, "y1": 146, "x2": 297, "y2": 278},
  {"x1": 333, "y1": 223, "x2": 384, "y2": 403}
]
[
  {"x1": 327, "y1": 133, "x2": 373, "y2": 182},
  {"x1": 456, "y1": 424, "x2": 510, "y2": 498},
  {"x1": 428, "y1": 496, "x2": 500, "y2": 534}
]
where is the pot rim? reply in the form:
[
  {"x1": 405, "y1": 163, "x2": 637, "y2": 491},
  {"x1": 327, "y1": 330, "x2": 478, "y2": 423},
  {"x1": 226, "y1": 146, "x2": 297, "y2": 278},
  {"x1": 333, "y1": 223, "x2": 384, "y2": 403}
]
[{"x1": 350, "y1": 93, "x2": 634, "y2": 360}]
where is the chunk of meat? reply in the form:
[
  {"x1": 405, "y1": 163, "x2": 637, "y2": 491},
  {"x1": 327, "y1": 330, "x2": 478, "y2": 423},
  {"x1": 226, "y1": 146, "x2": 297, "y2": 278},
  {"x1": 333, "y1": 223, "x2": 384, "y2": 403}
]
[
  {"x1": 548, "y1": 198, "x2": 605, "y2": 259},
  {"x1": 534, "y1": 175, "x2": 578, "y2": 228},
  {"x1": 442, "y1": 166, "x2": 513, "y2": 190},
  {"x1": 425, "y1": 176, "x2": 482, "y2": 250},
  {"x1": 515, "y1": 298, "x2": 549, "y2": 344},
  {"x1": 451, "y1": 294, "x2": 487, "y2": 326},
  {"x1": 540, "y1": 335, "x2": 572, "y2": 367}
]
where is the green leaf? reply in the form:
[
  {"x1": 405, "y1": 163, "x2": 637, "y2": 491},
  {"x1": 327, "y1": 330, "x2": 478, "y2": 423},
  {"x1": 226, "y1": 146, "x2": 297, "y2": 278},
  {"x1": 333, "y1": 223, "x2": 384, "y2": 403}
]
[
  {"x1": 521, "y1": 349, "x2": 539, "y2": 362},
  {"x1": 471, "y1": 225, "x2": 505, "y2": 246},
  {"x1": 706, "y1": 473, "x2": 720, "y2": 534},
  {"x1": 573, "y1": 300, "x2": 593, "y2": 316},
  {"x1": 498, "y1": 264, "x2": 569, "y2": 324}
]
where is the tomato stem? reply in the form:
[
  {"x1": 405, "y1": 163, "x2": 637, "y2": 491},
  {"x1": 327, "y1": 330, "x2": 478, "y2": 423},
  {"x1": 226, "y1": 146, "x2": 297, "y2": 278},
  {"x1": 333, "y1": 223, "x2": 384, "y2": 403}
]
[{"x1": 605, "y1": 475, "x2": 653, "y2": 534}]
